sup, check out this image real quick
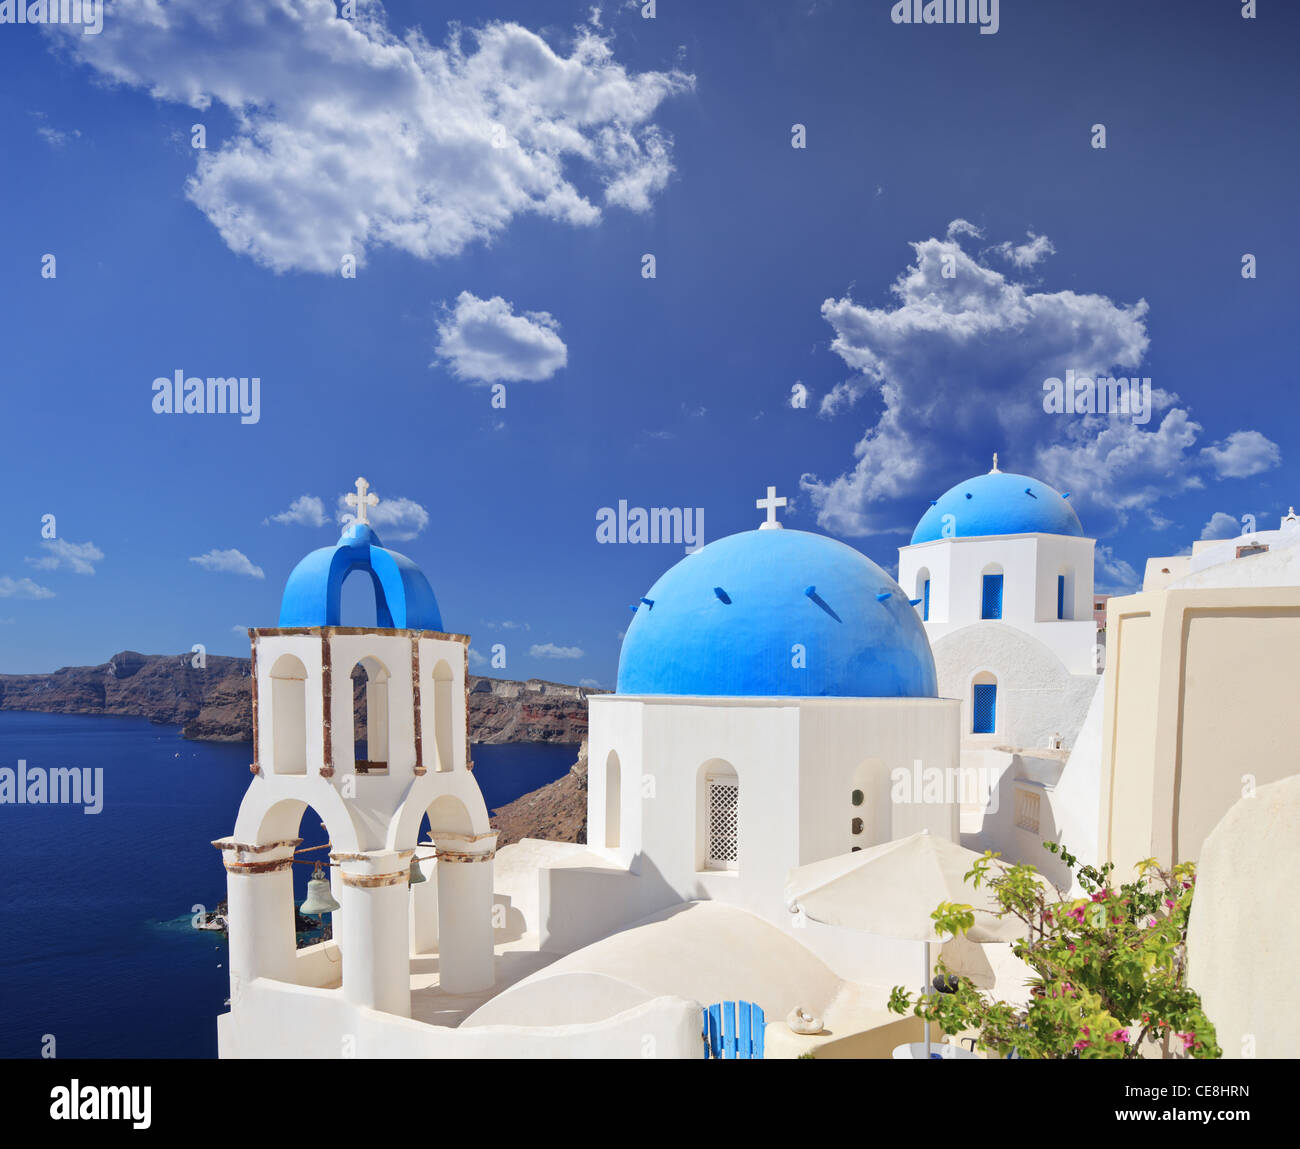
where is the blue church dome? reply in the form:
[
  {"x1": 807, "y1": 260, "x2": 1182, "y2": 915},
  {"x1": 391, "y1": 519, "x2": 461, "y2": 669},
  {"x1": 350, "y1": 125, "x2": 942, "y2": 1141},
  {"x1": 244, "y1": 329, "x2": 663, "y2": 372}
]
[
  {"x1": 278, "y1": 521, "x2": 443, "y2": 630},
  {"x1": 616, "y1": 528, "x2": 937, "y2": 698},
  {"x1": 910, "y1": 468, "x2": 1083, "y2": 545}
]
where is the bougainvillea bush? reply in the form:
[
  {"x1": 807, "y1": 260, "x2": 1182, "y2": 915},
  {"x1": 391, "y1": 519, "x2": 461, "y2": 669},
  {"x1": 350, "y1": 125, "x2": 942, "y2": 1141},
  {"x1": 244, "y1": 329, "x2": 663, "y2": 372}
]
[{"x1": 888, "y1": 846, "x2": 1221, "y2": 1059}]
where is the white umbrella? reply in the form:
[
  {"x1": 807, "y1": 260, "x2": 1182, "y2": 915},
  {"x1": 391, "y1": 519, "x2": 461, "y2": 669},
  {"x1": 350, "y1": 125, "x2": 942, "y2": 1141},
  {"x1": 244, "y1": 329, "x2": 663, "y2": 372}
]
[{"x1": 784, "y1": 830, "x2": 1023, "y2": 1058}]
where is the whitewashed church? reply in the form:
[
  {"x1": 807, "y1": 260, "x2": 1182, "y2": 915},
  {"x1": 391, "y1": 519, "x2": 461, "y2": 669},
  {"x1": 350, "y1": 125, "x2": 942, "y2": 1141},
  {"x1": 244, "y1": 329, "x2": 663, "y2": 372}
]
[
  {"x1": 215, "y1": 473, "x2": 1107, "y2": 1058},
  {"x1": 895, "y1": 457, "x2": 1103, "y2": 881}
]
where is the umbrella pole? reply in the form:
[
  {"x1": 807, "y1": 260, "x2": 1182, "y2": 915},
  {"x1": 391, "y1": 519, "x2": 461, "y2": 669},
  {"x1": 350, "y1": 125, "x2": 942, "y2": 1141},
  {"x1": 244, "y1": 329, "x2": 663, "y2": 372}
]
[{"x1": 922, "y1": 940, "x2": 931, "y2": 1059}]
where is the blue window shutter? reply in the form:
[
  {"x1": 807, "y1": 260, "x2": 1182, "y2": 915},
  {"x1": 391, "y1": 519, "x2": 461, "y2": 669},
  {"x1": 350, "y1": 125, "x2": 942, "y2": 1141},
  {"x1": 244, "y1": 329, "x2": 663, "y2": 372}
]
[
  {"x1": 973, "y1": 683, "x2": 997, "y2": 733},
  {"x1": 922, "y1": 578, "x2": 931, "y2": 621},
  {"x1": 722, "y1": 1001, "x2": 737, "y2": 1059},
  {"x1": 981, "y1": 574, "x2": 1003, "y2": 619},
  {"x1": 738, "y1": 1000, "x2": 752, "y2": 1060},
  {"x1": 1057, "y1": 574, "x2": 1065, "y2": 619},
  {"x1": 753, "y1": 1005, "x2": 765, "y2": 1058},
  {"x1": 707, "y1": 1003, "x2": 721, "y2": 1059}
]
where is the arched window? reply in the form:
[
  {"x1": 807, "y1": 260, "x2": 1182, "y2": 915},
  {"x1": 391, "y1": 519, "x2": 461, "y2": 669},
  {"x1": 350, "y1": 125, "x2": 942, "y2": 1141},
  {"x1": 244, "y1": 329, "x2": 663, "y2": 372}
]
[
  {"x1": 1056, "y1": 568, "x2": 1072, "y2": 620},
  {"x1": 351, "y1": 656, "x2": 390, "y2": 773},
  {"x1": 698, "y1": 759, "x2": 739, "y2": 872},
  {"x1": 604, "y1": 751, "x2": 621, "y2": 849},
  {"x1": 916, "y1": 567, "x2": 932, "y2": 622},
  {"x1": 980, "y1": 564, "x2": 1004, "y2": 620},
  {"x1": 972, "y1": 671, "x2": 998, "y2": 734},
  {"x1": 432, "y1": 660, "x2": 453, "y2": 772},
  {"x1": 269, "y1": 654, "x2": 308, "y2": 775}
]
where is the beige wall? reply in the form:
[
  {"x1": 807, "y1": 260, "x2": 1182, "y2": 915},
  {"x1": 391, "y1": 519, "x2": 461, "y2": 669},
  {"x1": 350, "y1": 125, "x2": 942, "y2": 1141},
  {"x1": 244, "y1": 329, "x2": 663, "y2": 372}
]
[{"x1": 1100, "y1": 587, "x2": 1300, "y2": 869}]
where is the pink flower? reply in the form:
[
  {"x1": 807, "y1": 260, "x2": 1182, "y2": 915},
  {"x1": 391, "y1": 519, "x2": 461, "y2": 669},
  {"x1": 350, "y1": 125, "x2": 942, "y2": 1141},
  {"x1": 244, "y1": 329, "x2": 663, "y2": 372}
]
[
  {"x1": 1179, "y1": 1031, "x2": 1196, "y2": 1050},
  {"x1": 1148, "y1": 918, "x2": 1157, "y2": 927},
  {"x1": 1165, "y1": 898, "x2": 1176, "y2": 908},
  {"x1": 1067, "y1": 942, "x2": 1076, "y2": 952},
  {"x1": 1074, "y1": 1040, "x2": 1090, "y2": 1051},
  {"x1": 1110, "y1": 1028, "x2": 1130, "y2": 1042}
]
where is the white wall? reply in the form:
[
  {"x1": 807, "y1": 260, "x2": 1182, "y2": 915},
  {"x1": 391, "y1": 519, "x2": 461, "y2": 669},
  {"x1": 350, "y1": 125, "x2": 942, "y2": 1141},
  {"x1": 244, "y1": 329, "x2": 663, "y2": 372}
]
[
  {"x1": 219, "y1": 977, "x2": 703, "y2": 1059},
  {"x1": 899, "y1": 534, "x2": 1097, "y2": 674}
]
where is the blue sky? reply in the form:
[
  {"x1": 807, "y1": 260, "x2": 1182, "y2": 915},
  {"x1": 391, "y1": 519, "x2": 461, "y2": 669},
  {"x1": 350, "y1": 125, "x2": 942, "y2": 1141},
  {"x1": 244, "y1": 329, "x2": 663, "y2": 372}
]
[{"x1": 1, "y1": 0, "x2": 1295, "y2": 681}]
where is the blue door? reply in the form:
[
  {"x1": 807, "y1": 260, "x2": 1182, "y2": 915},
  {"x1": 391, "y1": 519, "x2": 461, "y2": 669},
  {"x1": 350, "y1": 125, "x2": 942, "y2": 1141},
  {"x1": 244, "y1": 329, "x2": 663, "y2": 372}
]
[
  {"x1": 973, "y1": 683, "x2": 997, "y2": 734},
  {"x1": 981, "y1": 574, "x2": 1003, "y2": 620},
  {"x1": 1057, "y1": 574, "x2": 1065, "y2": 619},
  {"x1": 922, "y1": 578, "x2": 931, "y2": 621},
  {"x1": 703, "y1": 1001, "x2": 766, "y2": 1059}
]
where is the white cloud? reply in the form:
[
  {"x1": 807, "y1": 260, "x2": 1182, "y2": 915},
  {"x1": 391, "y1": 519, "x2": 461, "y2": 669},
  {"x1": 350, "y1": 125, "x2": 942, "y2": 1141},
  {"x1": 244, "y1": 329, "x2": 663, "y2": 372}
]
[
  {"x1": 530, "y1": 642, "x2": 584, "y2": 659},
  {"x1": 818, "y1": 379, "x2": 865, "y2": 418},
  {"x1": 484, "y1": 620, "x2": 531, "y2": 631},
  {"x1": 799, "y1": 221, "x2": 1278, "y2": 541},
  {"x1": 231, "y1": 624, "x2": 250, "y2": 634},
  {"x1": 25, "y1": 539, "x2": 103, "y2": 575},
  {"x1": 579, "y1": 677, "x2": 604, "y2": 688},
  {"x1": 0, "y1": 576, "x2": 55, "y2": 600},
  {"x1": 53, "y1": 5, "x2": 691, "y2": 274},
  {"x1": 1200, "y1": 430, "x2": 1281, "y2": 479},
  {"x1": 189, "y1": 548, "x2": 265, "y2": 578},
  {"x1": 1200, "y1": 512, "x2": 1245, "y2": 540},
  {"x1": 1095, "y1": 545, "x2": 1140, "y2": 594},
  {"x1": 434, "y1": 292, "x2": 568, "y2": 384},
  {"x1": 946, "y1": 218, "x2": 983, "y2": 241},
  {"x1": 337, "y1": 494, "x2": 429, "y2": 541},
  {"x1": 264, "y1": 495, "x2": 327, "y2": 527},
  {"x1": 468, "y1": 647, "x2": 488, "y2": 668},
  {"x1": 990, "y1": 231, "x2": 1055, "y2": 269}
]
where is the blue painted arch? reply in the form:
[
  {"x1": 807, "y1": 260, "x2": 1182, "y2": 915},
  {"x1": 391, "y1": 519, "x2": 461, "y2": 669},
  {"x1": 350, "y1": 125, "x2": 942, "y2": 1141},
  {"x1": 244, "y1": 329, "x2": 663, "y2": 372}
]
[
  {"x1": 616, "y1": 528, "x2": 937, "y2": 698},
  {"x1": 278, "y1": 523, "x2": 443, "y2": 630}
]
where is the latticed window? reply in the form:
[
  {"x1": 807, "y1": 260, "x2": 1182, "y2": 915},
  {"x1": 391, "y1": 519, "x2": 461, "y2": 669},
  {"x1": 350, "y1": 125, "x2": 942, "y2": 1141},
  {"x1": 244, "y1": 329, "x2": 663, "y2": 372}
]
[
  {"x1": 972, "y1": 682, "x2": 997, "y2": 734},
  {"x1": 1015, "y1": 788, "x2": 1041, "y2": 833},
  {"x1": 706, "y1": 776, "x2": 739, "y2": 871},
  {"x1": 981, "y1": 573, "x2": 1003, "y2": 619}
]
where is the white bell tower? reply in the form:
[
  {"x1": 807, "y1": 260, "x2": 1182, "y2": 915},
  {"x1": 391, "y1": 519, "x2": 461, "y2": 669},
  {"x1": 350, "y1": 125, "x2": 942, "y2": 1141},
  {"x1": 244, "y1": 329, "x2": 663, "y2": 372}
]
[{"x1": 214, "y1": 479, "x2": 498, "y2": 1056}]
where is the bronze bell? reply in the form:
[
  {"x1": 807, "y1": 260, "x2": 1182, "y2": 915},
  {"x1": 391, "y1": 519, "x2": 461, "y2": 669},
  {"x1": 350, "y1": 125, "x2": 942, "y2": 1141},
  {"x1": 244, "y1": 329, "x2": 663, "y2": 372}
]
[
  {"x1": 300, "y1": 862, "x2": 341, "y2": 916},
  {"x1": 408, "y1": 854, "x2": 427, "y2": 885}
]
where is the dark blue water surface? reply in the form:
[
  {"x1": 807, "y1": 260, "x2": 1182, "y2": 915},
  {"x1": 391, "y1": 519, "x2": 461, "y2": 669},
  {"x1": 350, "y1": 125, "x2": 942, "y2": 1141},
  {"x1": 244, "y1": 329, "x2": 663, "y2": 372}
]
[{"x1": 0, "y1": 712, "x2": 576, "y2": 1059}]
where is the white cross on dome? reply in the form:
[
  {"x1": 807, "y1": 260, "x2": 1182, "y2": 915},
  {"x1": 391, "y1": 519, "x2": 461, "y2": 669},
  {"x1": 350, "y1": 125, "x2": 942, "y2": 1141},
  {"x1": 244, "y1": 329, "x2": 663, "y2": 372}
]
[
  {"x1": 757, "y1": 485, "x2": 787, "y2": 530},
  {"x1": 346, "y1": 476, "x2": 379, "y2": 526}
]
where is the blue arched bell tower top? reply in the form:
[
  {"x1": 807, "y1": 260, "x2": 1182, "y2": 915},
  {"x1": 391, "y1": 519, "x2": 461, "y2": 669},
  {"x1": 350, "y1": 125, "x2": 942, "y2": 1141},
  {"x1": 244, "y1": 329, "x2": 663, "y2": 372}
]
[{"x1": 278, "y1": 521, "x2": 443, "y2": 631}]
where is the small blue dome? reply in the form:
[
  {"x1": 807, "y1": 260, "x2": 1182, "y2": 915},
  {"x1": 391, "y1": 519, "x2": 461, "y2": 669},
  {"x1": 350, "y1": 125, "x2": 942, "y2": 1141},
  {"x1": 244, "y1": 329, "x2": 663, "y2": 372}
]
[
  {"x1": 616, "y1": 528, "x2": 937, "y2": 698},
  {"x1": 278, "y1": 522, "x2": 443, "y2": 630},
  {"x1": 910, "y1": 471, "x2": 1083, "y2": 545}
]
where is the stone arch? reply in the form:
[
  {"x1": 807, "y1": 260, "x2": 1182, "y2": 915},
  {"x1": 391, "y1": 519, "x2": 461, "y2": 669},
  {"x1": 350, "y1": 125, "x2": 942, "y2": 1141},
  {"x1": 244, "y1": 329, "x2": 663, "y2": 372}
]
[
  {"x1": 696, "y1": 758, "x2": 740, "y2": 872},
  {"x1": 268, "y1": 653, "x2": 308, "y2": 776},
  {"x1": 225, "y1": 794, "x2": 360, "y2": 994}
]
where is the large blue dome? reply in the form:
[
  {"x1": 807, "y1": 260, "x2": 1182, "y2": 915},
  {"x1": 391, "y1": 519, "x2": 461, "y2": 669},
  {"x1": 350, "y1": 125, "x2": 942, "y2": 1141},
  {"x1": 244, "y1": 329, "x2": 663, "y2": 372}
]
[
  {"x1": 616, "y1": 528, "x2": 937, "y2": 698},
  {"x1": 910, "y1": 471, "x2": 1083, "y2": 545},
  {"x1": 278, "y1": 522, "x2": 443, "y2": 630}
]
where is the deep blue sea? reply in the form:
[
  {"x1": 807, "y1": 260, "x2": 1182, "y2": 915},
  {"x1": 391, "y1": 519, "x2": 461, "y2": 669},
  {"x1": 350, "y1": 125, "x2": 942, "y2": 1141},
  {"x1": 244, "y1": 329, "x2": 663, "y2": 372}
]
[{"x1": 0, "y1": 712, "x2": 576, "y2": 1059}]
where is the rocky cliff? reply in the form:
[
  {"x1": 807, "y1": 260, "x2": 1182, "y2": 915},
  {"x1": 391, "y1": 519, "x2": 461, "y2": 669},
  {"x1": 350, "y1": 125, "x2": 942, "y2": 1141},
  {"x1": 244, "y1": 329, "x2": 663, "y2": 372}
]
[
  {"x1": 490, "y1": 741, "x2": 589, "y2": 846},
  {"x1": 0, "y1": 650, "x2": 599, "y2": 746}
]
